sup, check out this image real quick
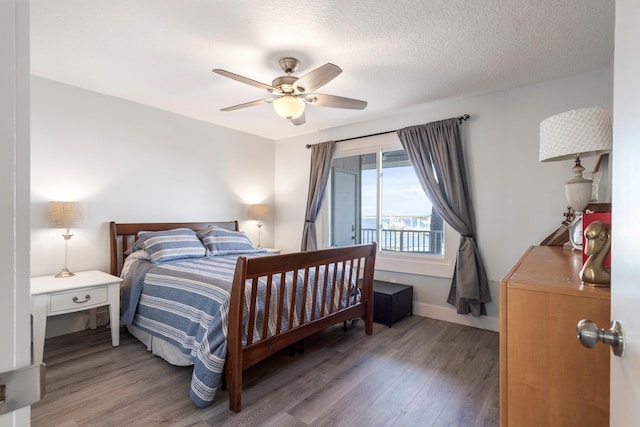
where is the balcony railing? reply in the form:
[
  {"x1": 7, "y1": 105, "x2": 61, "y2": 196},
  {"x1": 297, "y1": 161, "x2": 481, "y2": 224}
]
[{"x1": 360, "y1": 228, "x2": 443, "y2": 254}]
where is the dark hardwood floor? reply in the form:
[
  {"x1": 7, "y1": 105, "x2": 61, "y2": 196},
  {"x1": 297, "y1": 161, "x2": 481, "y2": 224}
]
[{"x1": 31, "y1": 316, "x2": 499, "y2": 427}]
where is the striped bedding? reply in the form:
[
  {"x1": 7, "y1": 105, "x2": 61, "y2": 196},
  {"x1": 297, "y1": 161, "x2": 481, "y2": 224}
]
[{"x1": 120, "y1": 253, "x2": 356, "y2": 408}]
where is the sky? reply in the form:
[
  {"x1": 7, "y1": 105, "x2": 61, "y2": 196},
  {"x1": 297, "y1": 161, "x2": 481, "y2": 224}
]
[{"x1": 361, "y1": 165, "x2": 433, "y2": 217}]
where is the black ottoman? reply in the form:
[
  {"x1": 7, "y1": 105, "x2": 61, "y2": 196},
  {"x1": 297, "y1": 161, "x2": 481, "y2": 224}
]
[{"x1": 373, "y1": 280, "x2": 413, "y2": 327}]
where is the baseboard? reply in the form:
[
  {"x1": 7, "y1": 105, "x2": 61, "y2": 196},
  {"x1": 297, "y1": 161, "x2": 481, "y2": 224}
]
[
  {"x1": 44, "y1": 313, "x2": 89, "y2": 338},
  {"x1": 44, "y1": 303, "x2": 499, "y2": 339},
  {"x1": 413, "y1": 301, "x2": 499, "y2": 332},
  {"x1": 43, "y1": 307, "x2": 111, "y2": 338}
]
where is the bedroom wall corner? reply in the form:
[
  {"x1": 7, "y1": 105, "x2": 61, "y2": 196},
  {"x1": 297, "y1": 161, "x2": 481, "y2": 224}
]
[
  {"x1": 31, "y1": 77, "x2": 276, "y2": 278},
  {"x1": 31, "y1": 77, "x2": 276, "y2": 336},
  {"x1": 273, "y1": 135, "x2": 313, "y2": 253}
]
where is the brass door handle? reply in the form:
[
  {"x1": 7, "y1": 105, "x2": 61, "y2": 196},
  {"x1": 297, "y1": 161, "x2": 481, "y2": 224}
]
[{"x1": 577, "y1": 319, "x2": 624, "y2": 356}]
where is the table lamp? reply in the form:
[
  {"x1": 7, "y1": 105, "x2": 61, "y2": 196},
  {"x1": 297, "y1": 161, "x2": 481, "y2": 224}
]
[
  {"x1": 248, "y1": 204, "x2": 269, "y2": 249},
  {"x1": 48, "y1": 201, "x2": 88, "y2": 278},
  {"x1": 539, "y1": 107, "x2": 612, "y2": 213}
]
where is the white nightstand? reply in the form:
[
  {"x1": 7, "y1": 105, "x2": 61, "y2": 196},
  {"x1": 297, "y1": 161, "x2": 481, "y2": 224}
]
[
  {"x1": 263, "y1": 248, "x2": 282, "y2": 254},
  {"x1": 30, "y1": 270, "x2": 123, "y2": 364}
]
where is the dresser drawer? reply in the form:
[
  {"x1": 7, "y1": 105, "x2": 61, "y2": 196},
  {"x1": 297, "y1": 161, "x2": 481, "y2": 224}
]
[{"x1": 49, "y1": 286, "x2": 109, "y2": 313}]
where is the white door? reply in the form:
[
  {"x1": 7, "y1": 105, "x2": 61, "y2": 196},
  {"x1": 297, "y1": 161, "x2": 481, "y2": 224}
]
[
  {"x1": 610, "y1": 1, "x2": 640, "y2": 426},
  {"x1": 0, "y1": 0, "x2": 31, "y2": 426}
]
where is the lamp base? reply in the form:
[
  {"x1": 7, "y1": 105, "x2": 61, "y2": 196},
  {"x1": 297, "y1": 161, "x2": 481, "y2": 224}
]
[
  {"x1": 55, "y1": 268, "x2": 75, "y2": 278},
  {"x1": 565, "y1": 156, "x2": 593, "y2": 213}
]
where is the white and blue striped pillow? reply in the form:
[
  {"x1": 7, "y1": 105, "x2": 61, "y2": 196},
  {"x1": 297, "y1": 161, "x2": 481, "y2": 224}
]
[
  {"x1": 138, "y1": 228, "x2": 206, "y2": 263},
  {"x1": 197, "y1": 226, "x2": 263, "y2": 256}
]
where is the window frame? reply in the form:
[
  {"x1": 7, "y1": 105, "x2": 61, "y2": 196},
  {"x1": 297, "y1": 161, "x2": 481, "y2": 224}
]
[{"x1": 320, "y1": 133, "x2": 458, "y2": 279}]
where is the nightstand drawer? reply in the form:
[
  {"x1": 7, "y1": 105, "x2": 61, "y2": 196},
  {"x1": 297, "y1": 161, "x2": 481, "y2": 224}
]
[{"x1": 49, "y1": 286, "x2": 108, "y2": 313}]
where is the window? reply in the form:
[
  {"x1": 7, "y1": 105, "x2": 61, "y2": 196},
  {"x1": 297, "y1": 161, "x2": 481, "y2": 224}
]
[
  {"x1": 331, "y1": 150, "x2": 443, "y2": 254},
  {"x1": 326, "y1": 134, "x2": 457, "y2": 278}
]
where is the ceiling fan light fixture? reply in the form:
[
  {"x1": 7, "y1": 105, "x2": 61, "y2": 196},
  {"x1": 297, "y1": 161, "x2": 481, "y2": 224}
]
[
  {"x1": 273, "y1": 95, "x2": 305, "y2": 120},
  {"x1": 214, "y1": 58, "x2": 366, "y2": 123}
]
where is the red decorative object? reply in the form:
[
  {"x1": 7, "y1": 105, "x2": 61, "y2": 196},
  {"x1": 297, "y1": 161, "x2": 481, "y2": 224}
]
[{"x1": 582, "y1": 203, "x2": 611, "y2": 267}]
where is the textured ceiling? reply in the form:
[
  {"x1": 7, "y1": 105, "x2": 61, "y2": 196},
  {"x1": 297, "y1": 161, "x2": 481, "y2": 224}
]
[{"x1": 30, "y1": 0, "x2": 614, "y2": 140}]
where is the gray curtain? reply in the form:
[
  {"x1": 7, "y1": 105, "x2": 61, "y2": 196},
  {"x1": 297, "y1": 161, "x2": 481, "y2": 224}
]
[
  {"x1": 397, "y1": 118, "x2": 491, "y2": 317},
  {"x1": 301, "y1": 141, "x2": 336, "y2": 251}
]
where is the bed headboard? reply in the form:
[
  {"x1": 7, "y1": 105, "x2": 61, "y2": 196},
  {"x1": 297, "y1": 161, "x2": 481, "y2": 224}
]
[{"x1": 109, "y1": 220, "x2": 239, "y2": 276}]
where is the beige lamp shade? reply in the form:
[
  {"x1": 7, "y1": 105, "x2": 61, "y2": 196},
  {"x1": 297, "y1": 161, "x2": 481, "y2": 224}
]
[
  {"x1": 248, "y1": 204, "x2": 270, "y2": 222},
  {"x1": 539, "y1": 107, "x2": 612, "y2": 162},
  {"x1": 48, "y1": 202, "x2": 88, "y2": 228}
]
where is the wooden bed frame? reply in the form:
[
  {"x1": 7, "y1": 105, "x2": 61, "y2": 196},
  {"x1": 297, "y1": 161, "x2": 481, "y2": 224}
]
[{"x1": 109, "y1": 221, "x2": 376, "y2": 412}]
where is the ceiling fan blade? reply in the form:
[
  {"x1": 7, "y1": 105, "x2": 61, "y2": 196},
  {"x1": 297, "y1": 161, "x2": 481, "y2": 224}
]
[
  {"x1": 305, "y1": 93, "x2": 367, "y2": 110},
  {"x1": 212, "y1": 69, "x2": 279, "y2": 93},
  {"x1": 290, "y1": 113, "x2": 306, "y2": 126},
  {"x1": 220, "y1": 98, "x2": 274, "y2": 112},
  {"x1": 294, "y1": 63, "x2": 342, "y2": 93}
]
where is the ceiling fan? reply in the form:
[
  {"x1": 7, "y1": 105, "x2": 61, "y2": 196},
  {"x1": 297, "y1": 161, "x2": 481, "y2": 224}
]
[{"x1": 212, "y1": 57, "x2": 367, "y2": 126}]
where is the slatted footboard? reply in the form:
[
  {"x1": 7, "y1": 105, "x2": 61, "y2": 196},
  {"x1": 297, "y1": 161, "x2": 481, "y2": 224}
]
[{"x1": 226, "y1": 242, "x2": 376, "y2": 413}]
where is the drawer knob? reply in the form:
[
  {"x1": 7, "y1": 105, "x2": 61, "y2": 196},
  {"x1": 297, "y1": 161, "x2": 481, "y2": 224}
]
[
  {"x1": 577, "y1": 319, "x2": 624, "y2": 356},
  {"x1": 72, "y1": 294, "x2": 91, "y2": 304}
]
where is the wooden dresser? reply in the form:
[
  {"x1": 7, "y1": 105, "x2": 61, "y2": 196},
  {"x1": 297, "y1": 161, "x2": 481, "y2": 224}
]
[{"x1": 500, "y1": 246, "x2": 610, "y2": 426}]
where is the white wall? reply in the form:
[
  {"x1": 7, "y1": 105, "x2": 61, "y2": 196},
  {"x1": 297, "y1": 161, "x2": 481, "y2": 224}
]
[
  {"x1": 31, "y1": 77, "x2": 275, "y2": 335},
  {"x1": 274, "y1": 67, "x2": 613, "y2": 331}
]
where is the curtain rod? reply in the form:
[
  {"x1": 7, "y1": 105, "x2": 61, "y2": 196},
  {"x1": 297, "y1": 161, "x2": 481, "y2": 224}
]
[{"x1": 305, "y1": 114, "x2": 470, "y2": 148}]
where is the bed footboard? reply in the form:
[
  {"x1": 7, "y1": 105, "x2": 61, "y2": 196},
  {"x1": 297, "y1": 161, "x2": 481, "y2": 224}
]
[{"x1": 225, "y1": 242, "x2": 376, "y2": 413}]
